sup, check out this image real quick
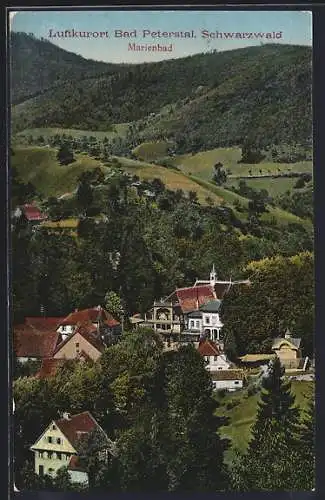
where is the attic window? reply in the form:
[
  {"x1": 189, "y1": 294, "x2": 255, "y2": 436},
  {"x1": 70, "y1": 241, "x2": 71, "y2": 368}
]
[
  {"x1": 52, "y1": 425, "x2": 55, "y2": 430},
  {"x1": 48, "y1": 436, "x2": 52, "y2": 443},
  {"x1": 57, "y1": 438, "x2": 61, "y2": 444}
]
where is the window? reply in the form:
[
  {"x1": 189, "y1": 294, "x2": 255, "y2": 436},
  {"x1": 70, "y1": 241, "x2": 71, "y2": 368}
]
[
  {"x1": 52, "y1": 425, "x2": 55, "y2": 430},
  {"x1": 47, "y1": 451, "x2": 53, "y2": 459},
  {"x1": 48, "y1": 436, "x2": 52, "y2": 443},
  {"x1": 195, "y1": 320, "x2": 200, "y2": 328},
  {"x1": 39, "y1": 465, "x2": 44, "y2": 476},
  {"x1": 205, "y1": 316, "x2": 210, "y2": 324},
  {"x1": 56, "y1": 452, "x2": 62, "y2": 460},
  {"x1": 190, "y1": 320, "x2": 194, "y2": 328},
  {"x1": 39, "y1": 451, "x2": 43, "y2": 458},
  {"x1": 48, "y1": 468, "x2": 54, "y2": 475},
  {"x1": 234, "y1": 381, "x2": 240, "y2": 385},
  {"x1": 57, "y1": 438, "x2": 61, "y2": 444}
]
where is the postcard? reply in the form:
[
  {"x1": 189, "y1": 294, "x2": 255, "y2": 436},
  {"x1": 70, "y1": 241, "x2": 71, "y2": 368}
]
[{"x1": 9, "y1": 7, "x2": 314, "y2": 494}]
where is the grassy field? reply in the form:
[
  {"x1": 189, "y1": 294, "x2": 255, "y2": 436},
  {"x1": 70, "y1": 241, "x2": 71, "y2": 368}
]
[
  {"x1": 113, "y1": 156, "x2": 224, "y2": 205},
  {"x1": 14, "y1": 124, "x2": 130, "y2": 141},
  {"x1": 11, "y1": 146, "x2": 110, "y2": 197},
  {"x1": 172, "y1": 147, "x2": 312, "y2": 182},
  {"x1": 11, "y1": 146, "x2": 312, "y2": 229},
  {"x1": 216, "y1": 380, "x2": 314, "y2": 464},
  {"x1": 226, "y1": 177, "x2": 298, "y2": 197},
  {"x1": 132, "y1": 141, "x2": 174, "y2": 162}
]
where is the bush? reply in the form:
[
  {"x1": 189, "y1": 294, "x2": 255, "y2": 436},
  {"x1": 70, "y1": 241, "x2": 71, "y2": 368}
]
[{"x1": 226, "y1": 399, "x2": 240, "y2": 410}]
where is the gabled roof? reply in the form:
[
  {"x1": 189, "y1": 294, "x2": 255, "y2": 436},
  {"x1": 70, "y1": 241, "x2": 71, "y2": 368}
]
[
  {"x1": 53, "y1": 322, "x2": 105, "y2": 356},
  {"x1": 36, "y1": 358, "x2": 65, "y2": 379},
  {"x1": 14, "y1": 328, "x2": 61, "y2": 358},
  {"x1": 199, "y1": 299, "x2": 222, "y2": 313},
  {"x1": 198, "y1": 339, "x2": 222, "y2": 357},
  {"x1": 22, "y1": 204, "x2": 46, "y2": 221},
  {"x1": 54, "y1": 412, "x2": 101, "y2": 452},
  {"x1": 272, "y1": 337, "x2": 301, "y2": 350},
  {"x1": 169, "y1": 285, "x2": 216, "y2": 314},
  {"x1": 59, "y1": 307, "x2": 119, "y2": 327}
]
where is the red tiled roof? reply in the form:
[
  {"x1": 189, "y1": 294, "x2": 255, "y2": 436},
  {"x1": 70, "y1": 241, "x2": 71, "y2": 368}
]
[
  {"x1": 198, "y1": 339, "x2": 222, "y2": 357},
  {"x1": 22, "y1": 204, "x2": 46, "y2": 221},
  {"x1": 59, "y1": 307, "x2": 119, "y2": 327},
  {"x1": 176, "y1": 285, "x2": 216, "y2": 313},
  {"x1": 54, "y1": 322, "x2": 105, "y2": 356},
  {"x1": 68, "y1": 455, "x2": 85, "y2": 472},
  {"x1": 36, "y1": 358, "x2": 65, "y2": 379},
  {"x1": 25, "y1": 317, "x2": 65, "y2": 331},
  {"x1": 14, "y1": 328, "x2": 61, "y2": 358},
  {"x1": 55, "y1": 412, "x2": 101, "y2": 451}
]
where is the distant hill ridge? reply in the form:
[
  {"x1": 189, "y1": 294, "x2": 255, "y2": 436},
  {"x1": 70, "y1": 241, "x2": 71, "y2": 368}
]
[{"x1": 11, "y1": 33, "x2": 312, "y2": 151}]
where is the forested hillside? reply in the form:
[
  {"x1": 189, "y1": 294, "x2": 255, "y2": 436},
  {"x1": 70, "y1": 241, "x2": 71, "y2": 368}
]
[
  {"x1": 10, "y1": 32, "x2": 124, "y2": 104},
  {"x1": 11, "y1": 33, "x2": 312, "y2": 151}
]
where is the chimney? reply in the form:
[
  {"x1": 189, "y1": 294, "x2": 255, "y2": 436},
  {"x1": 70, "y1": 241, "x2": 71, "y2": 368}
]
[{"x1": 63, "y1": 412, "x2": 71, "y2": 420}]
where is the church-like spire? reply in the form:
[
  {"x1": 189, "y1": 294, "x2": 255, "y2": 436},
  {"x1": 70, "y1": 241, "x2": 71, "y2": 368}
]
[{"x1": 210, "y1": 264, "x2": 217, "y2": 285}]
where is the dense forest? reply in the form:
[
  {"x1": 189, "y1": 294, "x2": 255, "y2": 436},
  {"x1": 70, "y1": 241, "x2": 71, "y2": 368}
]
[
  {"x1": 11, "y1": 33, "x2": 312, "y2": 152},
  {"x1": 12, "y1": 163, "x2": 314, "y2": 358}
]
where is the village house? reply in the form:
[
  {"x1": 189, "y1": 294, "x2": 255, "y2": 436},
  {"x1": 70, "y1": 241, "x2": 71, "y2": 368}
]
[
  {"x1": 57, "y1": 306, "x2": 120, "y2": 340},
  {"x1": 14, "y1": 326, "x2": 61, "y2": 363},
  {"x1": 197, "y1": 338, "x2": 232, "y2": 372},
  {"x1": 211, "y1": 370, "x2": 245, "y2": 392},
  {"x1": 13, "y1": 203, "x2": 47, "y2": 226},
  {"x1": 134, "y1": 266, "x2": 248, "y2": 344},
  {"x1": 30, "y1": 411, "x2": 116, "y2": 485},
  {"x1": 53, "y1": 323, "x2": 105, "y2": 362},
  {"x1": 272, "y1": 329, "x2": 304, "y2": 369}
]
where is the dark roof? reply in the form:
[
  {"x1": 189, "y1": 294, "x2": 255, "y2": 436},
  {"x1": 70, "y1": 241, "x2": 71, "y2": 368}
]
[
  {"x1": 59, "y1": 307, "x2": 119, "y2": 327},
  {"x1": 36, "y1": 358, "x2": 65, "y2": 379},
  {"x1": 22, "y1": 204, "x2": 45, "y2": 221},
  {"x1": 54, "y1": 412, "x2": 103, "y2": 452},
  {"x1": 14, "y1": 327, "x2": 61, "y2": 358},
  {"x1": 211, "y1": 370, "x2": 244, "y2": 381},
  {"x1": 213, "y1": 283, "x2": 230, "y2": 299},
  {"x1": 198, "y1": 339, "x2": 221, "y2": 357},
  {"x1": 199, "y1": 299, "x2": 222, "y2": 313},
  {"x1": 53, "y1": 322, "x2": 105, "y2": 356}
]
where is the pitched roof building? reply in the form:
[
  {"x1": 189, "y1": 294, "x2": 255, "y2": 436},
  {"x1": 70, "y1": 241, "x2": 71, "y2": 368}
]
[
  {"x1": 30, "y1": 411, "x2": 115, "y2": 484},
  {"x1": 14, "y1": 327, "x2": 61, "y2": 360},
  {"x1": 53, "y1": 323, "x2": 105, "y2": 362}
]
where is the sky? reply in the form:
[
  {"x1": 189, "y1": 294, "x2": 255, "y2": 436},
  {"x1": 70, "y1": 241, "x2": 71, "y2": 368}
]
[{"x1": 10, "y1": 9, "x2": 312, "y2": 63}]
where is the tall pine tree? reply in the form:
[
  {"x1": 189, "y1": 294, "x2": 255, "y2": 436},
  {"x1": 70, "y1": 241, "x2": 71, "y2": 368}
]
[{"x1": 230, "y1": 357, "x2": 301, "y2": 491}]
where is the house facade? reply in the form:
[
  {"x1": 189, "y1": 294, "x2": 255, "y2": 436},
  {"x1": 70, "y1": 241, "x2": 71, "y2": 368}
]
[
  {"x1": 272, "y1": 329, "x2": 303, "y2": 369},
  {"x1": 30, "y1": 411, "x2": 114, "y2": 484},
  {"x1": 211, "y1": 370, "x2": 245, "y2": 391},
  {"x1": 53, "y1": 324, "x2": 104, "y2": 362},
  {"x1": 197, "y1": 339, "x2": 231, "y2": 372},
  {"x1": 137, "y1": 266, "x2": 246, "y2": 343}
]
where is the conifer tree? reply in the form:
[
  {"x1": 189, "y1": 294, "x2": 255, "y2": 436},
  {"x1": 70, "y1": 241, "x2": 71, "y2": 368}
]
[{"x1": 230, "y1": 357, "x2": 301, "y2": 491}]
